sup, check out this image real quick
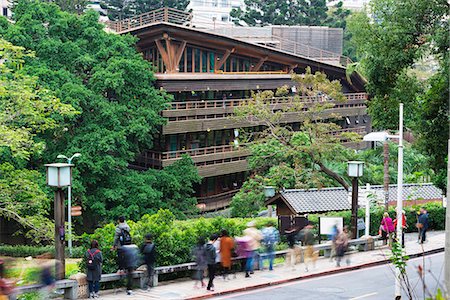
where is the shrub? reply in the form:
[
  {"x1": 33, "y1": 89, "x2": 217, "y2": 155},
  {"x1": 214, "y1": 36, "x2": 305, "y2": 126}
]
[{"x1": 0, "y1": 245, "x2": 84, "y2": 258}]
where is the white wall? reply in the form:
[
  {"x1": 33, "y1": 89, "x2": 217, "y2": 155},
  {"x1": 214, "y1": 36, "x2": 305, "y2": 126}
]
[{"x1": 1, "y1": 0, "x2": 11, "y2": 18}]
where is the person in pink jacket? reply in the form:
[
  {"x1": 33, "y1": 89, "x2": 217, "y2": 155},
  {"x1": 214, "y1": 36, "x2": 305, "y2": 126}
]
[{"x1": 380, "y1": 212, "x2": 395, "y2": 247}]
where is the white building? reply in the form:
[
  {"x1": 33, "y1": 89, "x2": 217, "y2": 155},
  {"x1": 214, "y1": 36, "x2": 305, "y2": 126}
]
[
  {"x1": 1, "y1": 0, "x2": 11, "y2": 18},
  {"x1": 188, "y1": 0, "x2": 243, "y2": 28},
  {"x1": 327, "y1": 0, "x2": 371, "y2": 11}
]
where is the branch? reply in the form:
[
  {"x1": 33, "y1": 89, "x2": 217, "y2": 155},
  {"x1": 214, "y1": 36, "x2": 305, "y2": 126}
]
[{"x1": 317, "y1": 161, "x2": 350, "y2": 191}]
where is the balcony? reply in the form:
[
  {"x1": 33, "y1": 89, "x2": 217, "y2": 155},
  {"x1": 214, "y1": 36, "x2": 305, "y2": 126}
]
[
  {"x1": 162, "y1": 93, "x2": 368, "y2": 134},
  {"x1": 131, "y1": 144, "x2": 251, "y2": 177}
]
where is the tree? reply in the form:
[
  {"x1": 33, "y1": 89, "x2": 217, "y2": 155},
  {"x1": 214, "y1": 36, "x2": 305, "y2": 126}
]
[
  {"x1": 0, "y1": 38, "x2": 77, "y2": 242},
  {"x1": 103, "y1": 0, "x2": 190, "y2": 21},
  {"x1": 347, "y1": 0, "x2": 449, "y2": 190},
  {"x1": 230, "y1": 0, "x2": 349, "y2": 28},
  {"x1": 2, "y1": 1, "x2": 200, "y2": 226}
]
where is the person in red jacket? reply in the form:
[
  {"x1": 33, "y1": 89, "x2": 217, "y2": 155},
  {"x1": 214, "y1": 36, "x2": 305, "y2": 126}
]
[{"x1": 393, "y1": 210, "x2": 407, "y2": 247}]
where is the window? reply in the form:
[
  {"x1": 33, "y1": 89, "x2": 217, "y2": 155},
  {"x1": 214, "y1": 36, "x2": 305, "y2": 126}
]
[
  {"x1": 2, "y1": 7, "x2": 7, "y2": 17},
  {"x1": 221, "y1": 14, "x2": 228, "y2": 22}
]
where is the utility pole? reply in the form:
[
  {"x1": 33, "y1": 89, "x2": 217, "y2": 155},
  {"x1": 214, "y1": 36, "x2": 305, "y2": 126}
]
[
  {"x1": 384, "y1": 140, "x2": 389, "y2": 211},
  {"x1": 54, "y1": 188, "x2": 66, "y2": 280},
  {"x1": 445, "y1": 139, "x2": 450, "y2": 297},
  {"x1": 395, "y1": 103, "x2": 404, "y2": 299}
]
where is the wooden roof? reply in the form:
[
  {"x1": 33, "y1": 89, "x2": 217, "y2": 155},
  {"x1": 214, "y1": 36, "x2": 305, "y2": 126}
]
[{"x1": 124, "y1": 22, "x2": 366, "y2": 92}]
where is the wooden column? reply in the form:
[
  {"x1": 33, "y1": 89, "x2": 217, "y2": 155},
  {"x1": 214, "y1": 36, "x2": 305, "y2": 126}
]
[
  {"x1": 215, "y1": 48, "x2": 235, "y2": 71},
  {"x1": 251, "y1": 56, "x2": 268, "y2": 72},
  {"x1": 54, "y1": 188, "x2": 65, "y2": 280}
]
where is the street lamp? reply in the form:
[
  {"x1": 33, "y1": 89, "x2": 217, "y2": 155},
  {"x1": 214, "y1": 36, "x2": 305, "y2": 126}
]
[
  {"x1": 57, "y1": 153, "x2": 81, "y2": 257},
  {"x1": 45, "y1": 163, "x2": 74, "y2": 280},
  {"x1": 363, "y1": 131, "x2": 396, "y2": 211},
  {"x1": 264, "y1": 186, "x2": 276, "y2": 217},
  {"x1": 347, "y1": 161, "x2": 364, "y2": 239}
]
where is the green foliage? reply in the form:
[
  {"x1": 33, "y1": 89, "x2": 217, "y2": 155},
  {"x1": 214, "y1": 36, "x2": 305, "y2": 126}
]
[
  {"x1": 231, "y1": 0, "x2": 350, "y2": 28},
  {"x1": 0, "y1": 245, "x2": 84, "y2": 258},
  {"x1": 82, "y1": 209, "x2": 275, "y2": 273},
  {"x1": 102, "y1": 0, "x2": 190, "y2": 21},
  {"x1": 2, "y1": 1, "x2": 201, "y2": 225},
  {"x1": 0, "y1": 38, "x2": 77, "y2": 243},
  {"x1": 230, "y1": 177, "x2": 265, "y2": 217}
]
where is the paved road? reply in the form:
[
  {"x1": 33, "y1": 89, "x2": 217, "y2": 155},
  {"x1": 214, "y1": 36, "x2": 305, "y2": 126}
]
[{"x1": 215, "y1": 252, "x2": 446, "y2": 300}]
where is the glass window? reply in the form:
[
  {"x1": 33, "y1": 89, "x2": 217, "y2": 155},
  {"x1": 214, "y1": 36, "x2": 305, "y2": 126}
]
[
  {"x1": 202, "y1": 50, "x2": 207, "y2": 72},
  {"x1": 194, "y1": 48, "x2": 200, "y2": 72},
  {"x1": 209, "y1": 52, "x2": 215, "y2": 72},
  {"x1": 179, "y1": 52, "x2": 185, "y2": 72},
  {"x1": 186, "y1": 47, "x2": 192, "y2": 72}
]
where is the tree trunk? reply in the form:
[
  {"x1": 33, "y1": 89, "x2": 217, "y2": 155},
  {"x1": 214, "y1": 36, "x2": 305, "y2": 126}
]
[{"x1": 317, "y1": 161, "x2": 350, "y2": 191}]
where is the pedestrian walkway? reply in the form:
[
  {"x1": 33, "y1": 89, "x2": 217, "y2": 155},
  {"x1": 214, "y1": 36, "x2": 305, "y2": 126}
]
[{"x1": 95, "y1": 231, "x2": 445, "y2": 300}]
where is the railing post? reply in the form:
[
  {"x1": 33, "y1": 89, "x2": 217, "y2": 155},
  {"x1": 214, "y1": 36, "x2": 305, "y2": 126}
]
[{"x1": 164, "y1": 7, "x2": 169, "y2": 22}]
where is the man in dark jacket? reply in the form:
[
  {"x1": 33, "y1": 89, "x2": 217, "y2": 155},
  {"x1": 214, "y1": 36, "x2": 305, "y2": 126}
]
[
  {"x1": 205, "y1": 234, "x2": 218, "y2": 291},
  {"x1": 140, "y1": 234, "x2": 157, "y2": 290},
  {"x1": 417, "y1": 207, "x2": 429, "y2": 244},
  {"x1": 112, "y1": 216, "x2": 131, "y2": 272}
]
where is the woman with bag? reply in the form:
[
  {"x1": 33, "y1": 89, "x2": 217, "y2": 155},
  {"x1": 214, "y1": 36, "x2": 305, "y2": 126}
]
[
  {"x1": 85, "y1": 240, "x2": 103, "y2": 298},
  {"x1": 380, "y1": 212, "x2": 395, "y2": 247}
]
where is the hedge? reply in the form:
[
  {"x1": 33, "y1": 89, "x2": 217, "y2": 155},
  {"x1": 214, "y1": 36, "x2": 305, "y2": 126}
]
[
  {"x1": 0, "y1": 245, "x2": 85, "y2": 258},
  {"x1": 81, "y1": 209, "x2": 275, "y2": 274}
]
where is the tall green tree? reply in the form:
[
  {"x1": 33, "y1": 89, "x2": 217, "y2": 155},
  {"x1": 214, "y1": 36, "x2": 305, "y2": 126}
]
[
  {"x1": 0, "y1": 38, "x2": 77, "y2": 242},
  {"x1": 347, "y1": 0, "x2": 449, "y2": 190},
  {"x1": 2, "y1": 0, "x2": 200, "y2": 226},
  {"x1": 103, "y1": 0, "x2": 190, "y2": 21}
]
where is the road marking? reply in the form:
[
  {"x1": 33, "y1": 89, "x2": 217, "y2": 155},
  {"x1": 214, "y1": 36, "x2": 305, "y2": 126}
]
[{"x1": 349, "y1": 292, "x2": 378, "y2": 300}]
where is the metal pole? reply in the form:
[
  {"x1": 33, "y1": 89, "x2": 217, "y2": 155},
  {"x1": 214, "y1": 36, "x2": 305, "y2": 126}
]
[
  {"x1": 67, "y1": 157, "x2": 73, "y2": 257},
  {"x1": 365, "y1": 183, "x2": 371, "y2": 237},
  {"x1": 384, "y1": 140, "x2": 390, "y2": 211},
  {"x1": 395, "y1": 103, "x2": 404, "y2": 299},
  {"x1": 351, "y1": 177, "x2": 359, "y2": 239},
  {"x1": 445, "y1": 139, "x2": 450, "y2": 298},
  {"x1": 55, "y1": 188, "x2": 66, "y2": 280}
]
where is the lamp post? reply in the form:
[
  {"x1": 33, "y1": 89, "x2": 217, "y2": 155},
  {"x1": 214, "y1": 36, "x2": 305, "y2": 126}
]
[
  {"x1": 57, "y1": 153, "x2": 81, "y2": 257},
  {"x1": 264, "y1": 186, "x2": 276, "y2": 217},
  {"x1": 347, "y1": 161, "x2": 364, "y2": 239},
  {"x1": 45, "y1": 163, "x2": 74, "y2": 280},
  {"x1": 363, "y1": 132, "x2": 391, "y2": 211}
]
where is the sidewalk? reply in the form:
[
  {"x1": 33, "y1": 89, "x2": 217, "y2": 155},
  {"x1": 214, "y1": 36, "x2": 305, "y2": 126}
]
[{"x1": 96, "y1": 231, "x2": 445, "y2": 300}]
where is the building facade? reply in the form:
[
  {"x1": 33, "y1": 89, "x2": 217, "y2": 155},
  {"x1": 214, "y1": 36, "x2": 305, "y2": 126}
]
[{"x1": 108, "y1": 11, "x2": 370, "y2": 210}]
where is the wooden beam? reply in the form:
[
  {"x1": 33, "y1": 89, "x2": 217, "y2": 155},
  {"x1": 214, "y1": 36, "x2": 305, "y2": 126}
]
[
  {"x1": 251, "y1": 56, "x2": 268, "y2": 72},
  {"x1": 155, "y1": 40, "x2": 170, "y2": 73},
  {"x1": 215, "y1": 48, "x2": 235, "y2": 71},
  {"x1": 288, "y1": 64, "x2": 298, "y2": 73},
  {"x1": 164, "y1": 37, "x2": 174, "y2": 72},
  {"x1": 174, "y1": 41, "x2": 187, "y2": 72}
]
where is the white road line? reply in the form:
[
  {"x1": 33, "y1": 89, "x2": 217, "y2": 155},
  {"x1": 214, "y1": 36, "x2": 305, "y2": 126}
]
[{"x1": 349, "y1": 292, "x2": 378, "y2": 300}]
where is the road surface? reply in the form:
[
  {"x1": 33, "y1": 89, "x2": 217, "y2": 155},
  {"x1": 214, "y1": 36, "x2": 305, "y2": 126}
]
[{"x1": 215, "y1": 252, "x2": 445, "y2": 300}]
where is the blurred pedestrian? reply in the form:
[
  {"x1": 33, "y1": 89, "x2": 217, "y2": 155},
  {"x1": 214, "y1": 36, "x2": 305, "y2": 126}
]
[
  {"x1": 329, "y1": 224, "x2": 339, "y2": 262},
  {"x1": 85, "y1": 240, "x2": 103, "y2": 299},
  {"x1": 205, "y1": 234, "x2": 218, "y2": 291},
  {"x1": 417, "y1": 207, "x2": 429, "y2": 244},
  {"x1": 300, "y1": 223, "x2": 317, "y2": 271},
  {"x1": 192, "y1": 237, "x2": 207, "y2": 289},
  {"x1": 219, "y1": 229, "x2": 234, "y2": 280},
  {"x1": 0, "y1": 260, "x2": 14, "y2": 300},
  {"x1": 39, "y1": 262, "x2": 55, "y2": 299},
  {"x1": 235, "y1": 236, "x2": 252, "y2": 277},
  {"x1": 393, "y1": 210, "x2": 407, "y2": 247},
  {"x1": 261, "y1": 221, "x2": 279, "y2": 271},
  {"x1": 122, "y1": 243, "x2": 139, "y2": 296},
  {"x1": 112, "y1": 216, "x2": 132, "y2": 273},
  {"x1": 243, "y1": 222, "x2": 262, "y2": 275},
  {"x1": 285, "y1": 226, "x2": 299, "y2": 270},
  {"x1": 380, "y1": 212, "x2": 394, "y2": 247},
  {"x1": 140, "y1": 234, "x2": 157, "y2": 291},
  {"x1": 335, "y1": 226, "x2": 349, "y2": 267}
]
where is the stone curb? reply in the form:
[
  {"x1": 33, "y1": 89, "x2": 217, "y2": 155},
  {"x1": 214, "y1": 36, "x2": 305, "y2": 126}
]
[{"x1": 185, "y1": 247, "x2": 445, "y2": 300}]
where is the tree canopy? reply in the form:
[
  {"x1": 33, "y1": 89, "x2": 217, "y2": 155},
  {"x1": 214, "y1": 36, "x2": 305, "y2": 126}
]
[{"x1": 1, "y1": 0, "x2": 201, "y2": 228}]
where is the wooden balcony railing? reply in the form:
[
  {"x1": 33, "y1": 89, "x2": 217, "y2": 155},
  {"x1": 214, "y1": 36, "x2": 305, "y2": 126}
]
[
  {"x1": 107, "y1": 7, "x2": 193, "y2": 33},
  {"x1": 149, "y1": 144, "x2": 246, "y2": 160},
  {"x1": 168, "y1": 93, "x2": 367, "y2": 111}
]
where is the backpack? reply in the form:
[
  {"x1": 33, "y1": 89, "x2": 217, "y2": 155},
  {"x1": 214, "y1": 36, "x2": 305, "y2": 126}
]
[
  {"x1": 119, "y1": 228, "x2": 132, "y2": 245},
  {"x1": 87, "y1": 249, "x2": 100, "y2": 270}
]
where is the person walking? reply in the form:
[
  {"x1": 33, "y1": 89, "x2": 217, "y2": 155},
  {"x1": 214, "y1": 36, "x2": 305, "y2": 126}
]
[
  {"x1": 380, "y1": 212, "x2": 395, "y2": 247},
  {"x1": 85, "y1": 240, "x2": 103, "y2": 299},
  {"x1": 140, "y1": 234, "x2": 156, "y2": 291},
  {"x1": 205, "y1": 234, "x2": 218, "y2": 291},
  {"x1": 335, "y1": 226, "x2": 349, "y2": 267},
  {"x1": 417, "y1": 207, "x2": 429, "y2": 244},
  {"x1": 112, "y1": 216, "x2": 132, "y2": 273},
  {"x1": 243, "y1": 222, "x2": 262, "y2": 275},
  {"x1": 261, "y1": 221, "x2": 279, "y2": 271},
  {"x1": 192, "y1": 237, "x2": 207, "y2": 289},
  {"x1": 393, "y1": 210, "x2": 407, "y2": 247},
  {"x1": 122, "y1": 243, "x2": 139, "y2": 296},
  {"x1": 235, "y1": 236, "x2": 252, "y2": 278},
  {"x1": 285, "y1": 226, "x2": 299, "y2": 270},
  {"x1": 219, "y1": 229, "x2": 234, "y2": 280},
  {"x1": 300, "y1": 224, "x2": 317, "y2": 272}
]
